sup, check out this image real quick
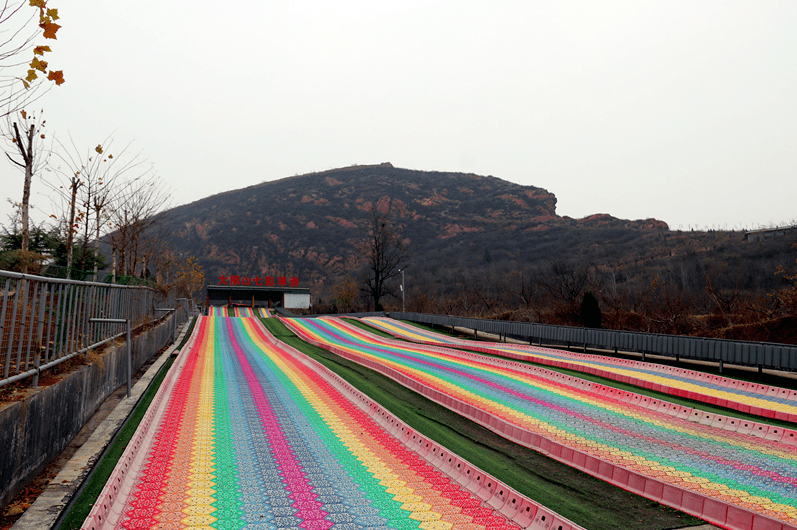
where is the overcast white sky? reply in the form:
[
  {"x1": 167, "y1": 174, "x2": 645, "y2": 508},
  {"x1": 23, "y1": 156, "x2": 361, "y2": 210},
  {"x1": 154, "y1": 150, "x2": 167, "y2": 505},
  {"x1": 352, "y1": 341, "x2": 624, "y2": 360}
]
[{"x1": 2, "y1": 0, "x2": 796, "y2": 231}]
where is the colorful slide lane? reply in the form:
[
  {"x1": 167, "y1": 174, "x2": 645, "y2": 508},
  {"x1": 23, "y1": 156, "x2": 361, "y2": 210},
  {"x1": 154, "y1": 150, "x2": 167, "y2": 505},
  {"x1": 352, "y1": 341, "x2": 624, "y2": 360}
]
[
  {"x1": 284, "y1": 316, "x2": 797, "y2": 530},
  {"x1": 207, "y1": 306, "x2": 273, "y2": 318},
  {"x1": 360, "y1": 317, "x2": 797, "y2": 424},
  {"x1": 82, "y1": 315, "x2": 576, "y2": 530}
]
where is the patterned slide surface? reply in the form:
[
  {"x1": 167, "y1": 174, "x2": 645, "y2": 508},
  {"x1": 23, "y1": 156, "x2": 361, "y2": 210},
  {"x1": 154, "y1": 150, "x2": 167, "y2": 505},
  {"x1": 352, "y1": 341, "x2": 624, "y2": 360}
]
[
  {"x1": 284, "y1": 316, "x2": 797, "y2": 528},
  {"x1": 360, "y1": 317, "x2": 797, "y2": 423},
  {"x1": 84, "y1": 315, "x2": 549, "y2": 530},
  {"x1": 208, "y1": 306, "x2": 258, "y2": 317}
]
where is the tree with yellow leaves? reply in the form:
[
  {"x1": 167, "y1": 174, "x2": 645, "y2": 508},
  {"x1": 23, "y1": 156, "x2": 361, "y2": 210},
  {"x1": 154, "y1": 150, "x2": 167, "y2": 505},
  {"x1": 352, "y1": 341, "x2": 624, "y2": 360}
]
[
  {"x1": 331, "y1": 273, "x2": 360, "y2": 313},
  {"x1": 1, "y1": 0, "x2": 63, "y2": 114},
  {"x1": 172, "y1": 256, "x2": 205, "y2": 300}
]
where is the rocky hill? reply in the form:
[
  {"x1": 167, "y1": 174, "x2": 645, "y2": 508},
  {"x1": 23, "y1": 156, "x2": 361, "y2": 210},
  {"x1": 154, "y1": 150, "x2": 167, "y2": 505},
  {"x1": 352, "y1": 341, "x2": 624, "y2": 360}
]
[{"x1": 161, "y1": 163, "x2": 674, "y2": 290}]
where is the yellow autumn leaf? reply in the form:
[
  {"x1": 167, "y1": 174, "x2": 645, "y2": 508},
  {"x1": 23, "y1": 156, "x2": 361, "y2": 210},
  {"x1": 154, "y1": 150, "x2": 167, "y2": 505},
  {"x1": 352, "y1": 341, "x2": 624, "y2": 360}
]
[
  {"x1": 47, "y1": 70, "x2": 65, "y2": 85},
  {"x1": 40, "y1": 21, "x2": 60, "y2": 39},
  {"x1": 30, "y1": 57, "x2": 48, "y2": 72}
]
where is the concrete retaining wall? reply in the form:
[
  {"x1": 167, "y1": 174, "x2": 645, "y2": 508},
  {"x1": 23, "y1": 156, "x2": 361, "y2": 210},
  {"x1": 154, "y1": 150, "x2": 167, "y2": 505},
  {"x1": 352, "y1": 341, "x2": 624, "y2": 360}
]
[{"x1": 0, "y1": 314, "x2": 178, "y2": 509}]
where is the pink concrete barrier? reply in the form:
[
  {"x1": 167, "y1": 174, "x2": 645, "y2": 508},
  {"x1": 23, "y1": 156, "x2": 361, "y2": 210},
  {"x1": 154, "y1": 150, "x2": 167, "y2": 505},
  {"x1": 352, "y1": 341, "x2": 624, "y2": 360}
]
[
  {"x1": 686, "y1": 409, "x2": 703, "y2": 422},
  {"x1": 765, "y1": 425, "x2": 786, "y2": 442},
  {"x1": 466, "y1": 472, "x2": 485, "y2": 494},
  {"x1": 527, "y1": 510, "x2": 559, "y2": 529},
  {"x1": 781, "y1": 429, "x2": 797, "y2": 446},
  {"x1": 726, "y1": 505, "x2": 754, "y2": 529},
  {"x1": 625, "y1": 471, "x2": 648, "y2": 496},
  {"x1": 439, "y1": 454, "x2": 456, "y2": 474},
  {"x1": 457, "y1": 463, "x2": 478, "y2": 488},
  {"x1": 513, "y1": 499, "x2": 540, "y2": 528},
  {"x1": 723, "y1": 417, "x2": 741, "y2": 432},
  {"x1": 643, "y1": 479, "x2": 664, "y2": 502},
  {"x1": 699, "y1": 412, "x2": 716, "y2": 426},
  {"x1": 700, "y1": 496, "x2": 729, "y2": 527},
  {"x1": 538, "y1": 436, "x2": 553, "y2": 456},
  {"x1": 680, "y1": 490, "x2": 705, "y2": 519},
  {"x1": 711, "y1": 415, "x2": 729, "y2": 429},
  {"x1": 487, "y1": 485, "x2": 509, "y2": 510},
  {"x1": 425, "y1": 445, "x2": 442, "y2": 465},
  {"x1": 477, "y1": 477, "x2": 498, "y2": 501},
  {"x1": 750, "y1": 423, "x2": 769, "y2": 439},
  {"x1": 656, "y1": 401, "x2": 674, "y2": 414},
  {"x1": 751, "y1": 513, "x2": 786, "y2": 530},
  {"x1": 499, "y1": 492, "x2": 523, "y2": 519},
  {"x1": 737, "y1": 421, "x2": 756, "y2": 436},
  {"x1": 597, "y1": 460, "x2": 615, "y2": 482}
]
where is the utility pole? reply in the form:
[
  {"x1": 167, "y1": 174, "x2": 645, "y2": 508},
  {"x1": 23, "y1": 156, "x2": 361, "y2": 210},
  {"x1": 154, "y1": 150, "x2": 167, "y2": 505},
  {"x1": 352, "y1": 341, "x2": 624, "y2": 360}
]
[{"x1": 399, "y1": 268, "x2": 405, "y2": 313}]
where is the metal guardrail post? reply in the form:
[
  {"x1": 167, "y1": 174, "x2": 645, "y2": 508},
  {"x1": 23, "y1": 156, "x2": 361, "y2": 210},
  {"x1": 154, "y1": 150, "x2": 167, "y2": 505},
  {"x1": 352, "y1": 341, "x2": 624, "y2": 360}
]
[{"x1": 90, "y1": 318, "x2": 131, "y2": 398}]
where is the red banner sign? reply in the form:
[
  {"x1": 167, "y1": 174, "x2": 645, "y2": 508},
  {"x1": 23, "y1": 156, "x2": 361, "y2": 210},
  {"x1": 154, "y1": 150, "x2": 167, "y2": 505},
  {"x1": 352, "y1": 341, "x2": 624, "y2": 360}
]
[{"x1": 217, "y1": 275, "x2": 299, "y2": 287}]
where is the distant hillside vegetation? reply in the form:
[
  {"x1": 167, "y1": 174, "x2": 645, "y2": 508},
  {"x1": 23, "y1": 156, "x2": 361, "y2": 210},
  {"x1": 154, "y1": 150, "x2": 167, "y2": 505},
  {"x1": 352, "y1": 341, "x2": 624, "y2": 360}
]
[
  {"x1": 152, "y1": 163, "x2": 797, "y2": 342},
  {"x1": 161, "y1": 163, "x2": 671, "y2": 288}
]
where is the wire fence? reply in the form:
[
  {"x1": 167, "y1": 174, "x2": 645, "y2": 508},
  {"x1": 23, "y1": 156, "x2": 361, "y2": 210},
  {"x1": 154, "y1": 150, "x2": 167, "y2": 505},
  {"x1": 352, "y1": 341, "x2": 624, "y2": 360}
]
[{"x1": 0, "y1": 269, "x2": 188, "y2": 388}]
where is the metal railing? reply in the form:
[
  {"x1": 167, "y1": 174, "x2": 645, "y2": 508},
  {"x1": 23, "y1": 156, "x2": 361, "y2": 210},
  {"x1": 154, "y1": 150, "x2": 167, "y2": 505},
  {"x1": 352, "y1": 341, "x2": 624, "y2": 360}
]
[
  {"x1": 387, "y1": 312, "x2": 797, "y2": 372},
  {"x1": 0, "y1": 270, "x2": 166, "y2": 388}
]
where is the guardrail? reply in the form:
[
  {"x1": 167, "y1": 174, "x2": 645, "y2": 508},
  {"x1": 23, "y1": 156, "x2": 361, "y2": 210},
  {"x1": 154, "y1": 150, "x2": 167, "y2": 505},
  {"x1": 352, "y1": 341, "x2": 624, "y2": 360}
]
[
  {"x1": 387, "y1": 312, "x2": 797, "y2": 372},
  {"x1": 0, "y1": 270, "x2": 188, "y2": 388}
]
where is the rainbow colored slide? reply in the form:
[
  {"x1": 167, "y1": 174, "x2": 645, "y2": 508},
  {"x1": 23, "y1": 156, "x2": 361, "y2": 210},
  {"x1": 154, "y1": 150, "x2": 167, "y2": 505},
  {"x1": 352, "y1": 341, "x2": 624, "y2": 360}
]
[
  {"x1": 208, "y1": 306, "x2": 274, "y2": 318},
  {"x1": 284, "y1": 316, "x2": 797, "y2": 530},
  {"x1": 82, "y1": 316, "x2": 579, "y2": 530},
  {"x1": 360, "y1": 316, "x2": 797, "y2": 423}
]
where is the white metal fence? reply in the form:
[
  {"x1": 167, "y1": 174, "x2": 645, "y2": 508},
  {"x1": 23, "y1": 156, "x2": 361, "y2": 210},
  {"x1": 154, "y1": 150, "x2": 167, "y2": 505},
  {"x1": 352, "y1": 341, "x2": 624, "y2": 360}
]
[{"x1": 0, "y1": 270, "x2": 186, "y2": 388}]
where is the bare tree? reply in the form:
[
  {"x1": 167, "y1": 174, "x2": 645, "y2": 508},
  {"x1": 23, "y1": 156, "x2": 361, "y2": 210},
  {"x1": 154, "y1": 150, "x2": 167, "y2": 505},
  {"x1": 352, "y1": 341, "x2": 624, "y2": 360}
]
[
  {"x1": 361, "y1": 211, "x2": 408, "y2": 310},
  {"x1": 3, "y1": 109, "x2": 48, "y2": 267},
  {"x1": 108, "y1": 172, "x2": 170, "y2": 278},
  {"x1": 545, "y1": 260, "x2": 593, "y2": 307},
  {"x1": 506, "y1": 266, "x2": 545, "y2": 320},
  {"x1": 49, "y1": 135, "x2": 152, "y2": 279}
]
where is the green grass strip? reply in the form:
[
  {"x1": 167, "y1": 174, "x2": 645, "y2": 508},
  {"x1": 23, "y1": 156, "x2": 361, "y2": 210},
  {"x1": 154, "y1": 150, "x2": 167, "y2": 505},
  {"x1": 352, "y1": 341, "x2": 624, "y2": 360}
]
[
  {"x1": 176, "y1": 315, "x2": 199, "y2": 350},
  {"x1": 263, "y1": 318, "x2": 706, "y2": 530},
  {"x1": 58, "y1": 356, "x2": 176, "y2": 530}
]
